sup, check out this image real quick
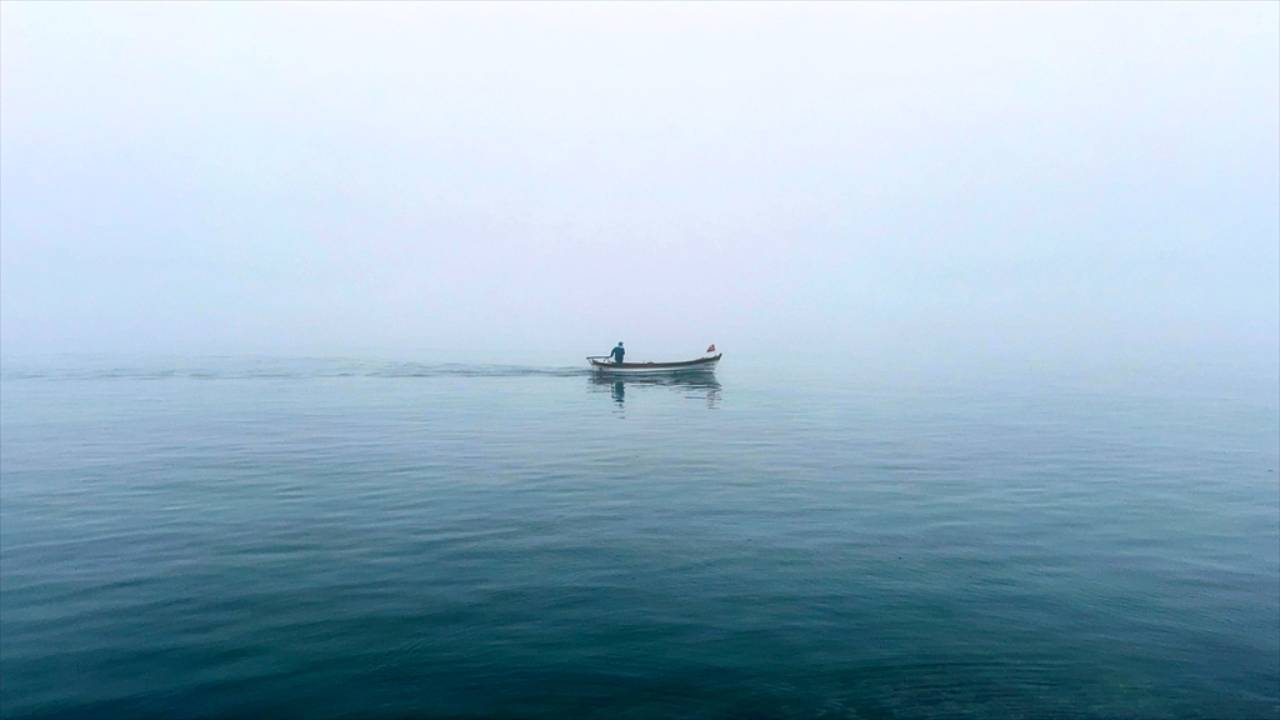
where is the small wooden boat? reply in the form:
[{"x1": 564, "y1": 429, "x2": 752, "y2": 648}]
[{"x1": 587, "y1": 353, "x2": 721, "y2": 374}]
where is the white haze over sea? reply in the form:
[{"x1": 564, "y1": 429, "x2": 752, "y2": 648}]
[{"x1": 1, "y1": 2, "x2": 1276, "y2": 380}]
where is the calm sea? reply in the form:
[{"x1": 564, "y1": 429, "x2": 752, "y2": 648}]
[{"x1": 1, "y1": 357, "x2": 1277, "y2": 719}]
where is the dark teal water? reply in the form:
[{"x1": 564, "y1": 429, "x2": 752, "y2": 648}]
[{"x1": 2, "y1": 358, "x2": 1277, "y2": 719}]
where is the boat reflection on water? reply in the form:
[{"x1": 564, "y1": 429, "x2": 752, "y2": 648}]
[{"x1": 588, "y1": 372, "x2": 721, "y2": 409}]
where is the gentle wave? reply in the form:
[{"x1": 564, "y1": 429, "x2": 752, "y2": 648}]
[{"x1": 2, "y1": 362, "x2": 1276, "y2": 719}]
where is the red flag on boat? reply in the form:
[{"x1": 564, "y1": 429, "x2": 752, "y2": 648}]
[{"x1": 706, "y1": 344, "x2": 716, "y2": 353}]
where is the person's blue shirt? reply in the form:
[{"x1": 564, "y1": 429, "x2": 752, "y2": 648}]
[{"x1": 609, "y1": 343, "x2": 625, "y2": 363}]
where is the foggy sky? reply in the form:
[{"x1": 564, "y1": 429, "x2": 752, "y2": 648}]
[{"x1": 2, "y1": 2, "x2": 1277, "y2": 370}]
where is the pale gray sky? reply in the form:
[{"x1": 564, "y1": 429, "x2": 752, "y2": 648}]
[{"x1": 2, "y1": 2, "x2": 1276, "y2": 370}]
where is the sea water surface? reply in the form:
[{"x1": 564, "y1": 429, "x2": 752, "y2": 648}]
[{"x1": 1, "y1": 357, "x2": 1277, "y2": 719}]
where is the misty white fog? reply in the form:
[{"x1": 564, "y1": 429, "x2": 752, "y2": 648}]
[
  {"x1": 2, "y1": 2, "x2": 1276, "y2": 374},
  {"x1": 3, "y1": 6, "x2": 1280, "y2": 718}
]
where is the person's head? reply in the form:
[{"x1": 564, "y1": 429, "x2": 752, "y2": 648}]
[{"x1": 617, "y1": 341, "x2": 624, "y2": 347}]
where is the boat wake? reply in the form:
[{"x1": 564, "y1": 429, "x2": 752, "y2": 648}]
[{"x1": 0, "y1": 359, "x2": 592, "y2": 381}]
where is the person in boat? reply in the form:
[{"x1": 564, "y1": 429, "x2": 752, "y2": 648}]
[{"x1": 609, "y1": 342, "x2": 625, "y2": 364}]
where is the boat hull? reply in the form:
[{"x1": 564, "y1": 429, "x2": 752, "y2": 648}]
[{"x1": 588, "y1": 354, "x2": 721, "y2": 374}]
